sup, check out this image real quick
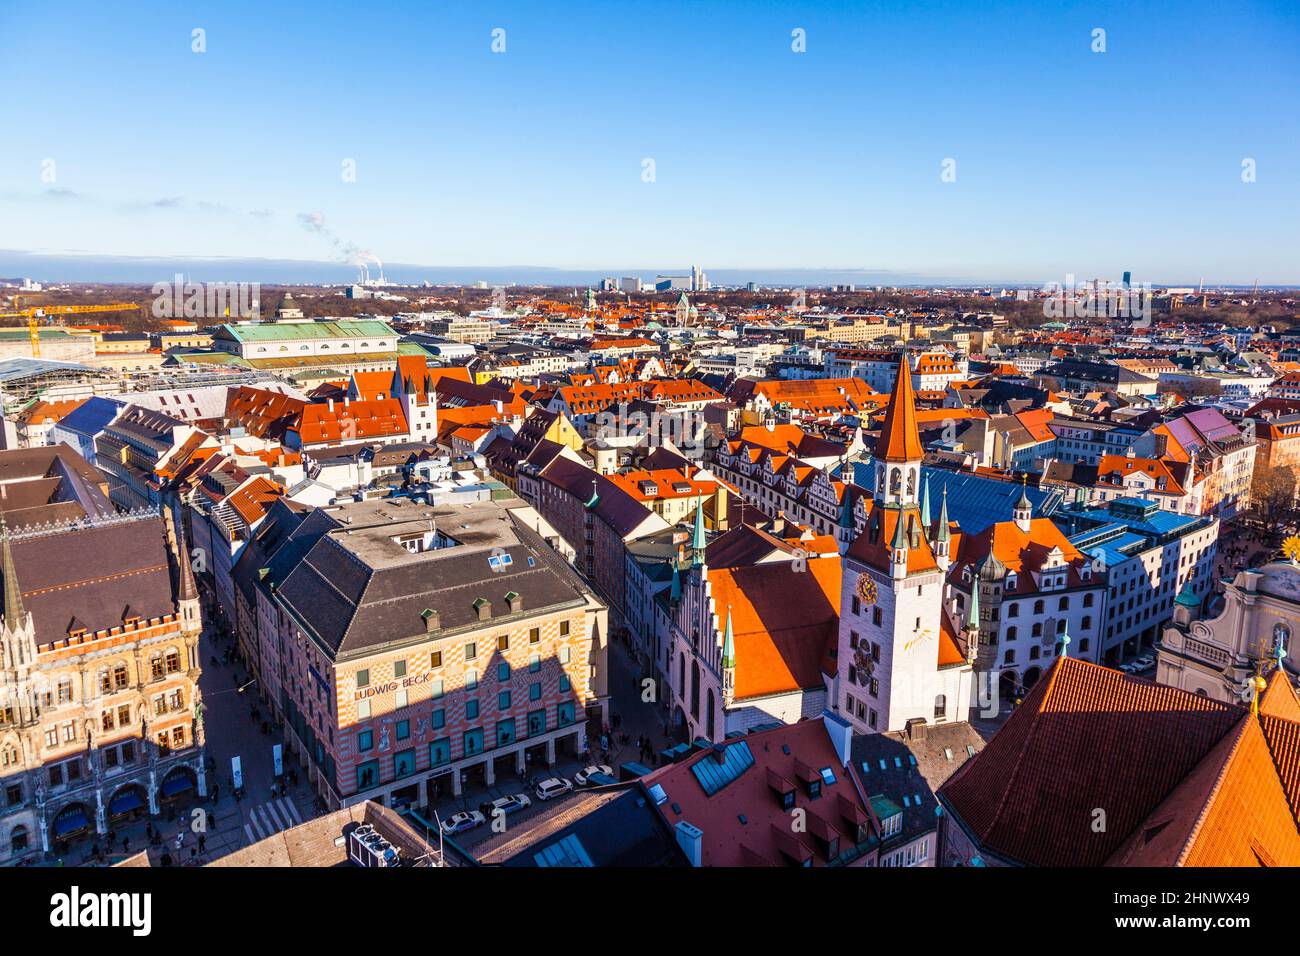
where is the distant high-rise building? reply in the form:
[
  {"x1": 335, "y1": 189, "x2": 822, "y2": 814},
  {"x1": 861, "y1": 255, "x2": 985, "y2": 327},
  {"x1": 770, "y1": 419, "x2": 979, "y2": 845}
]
[{"x1": 1122, "y1": 271, "x2": 1132, "y2": 289}]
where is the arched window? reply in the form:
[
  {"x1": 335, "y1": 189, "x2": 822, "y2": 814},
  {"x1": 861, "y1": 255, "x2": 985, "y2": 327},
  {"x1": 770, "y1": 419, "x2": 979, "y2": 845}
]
[
  {"x1": 706, "y1": 689, "x2": 716, "y2": 739},
  {"x1": 889, "y1": 468, "x2": 901, "y2": 497},
  {"x1": 689, "y1": 661, "x2": 700, "y2": 719},
  {"x1": 10, "y1": 825, "x2": 28, "y2": 854},
  {"x1": 1058, "y1": 596, "x2": 1069, "y2": 611},
  {"x1": 1033, "y1": 600, "x2": 1044, "y2": 614},
  {"x1": 1006, "y1": 626, "x2": 1017, "y2": 641},
  {"x1": 1081, "y1": 615, "x2": 1092, "y2": 630},
  {"x1": 1275, "y1": 622, "x2": 1291, "y2": 649},
  {"x1": 1083, "y1": 593, "x2": 1094, "y2": 607}
]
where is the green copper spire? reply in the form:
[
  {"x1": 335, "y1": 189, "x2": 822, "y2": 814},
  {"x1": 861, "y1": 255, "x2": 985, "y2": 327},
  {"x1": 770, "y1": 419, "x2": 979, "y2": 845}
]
[
  {"x1": 920, "y1": 476, "x2": 932, "y2": 529},
  {"x1": 966, "y1": 582, "x2": 980, "y2": 630},
  {"x1": 935, "y1": 485, "x2": 951, "y2": 543},
  {"x1": 1059, "y1": 623, "x2": 1071, "y2": 658},
  {"x1": 721, "y1": 607, "x2": 735, "y2": 668},
  {"x1": 890, "y1": 508, "x2": 910, "y2": 552},
  {"x1": 691, "y1": 496, "x2": 707, "y2": 566},
  {"x1": 839, "y1": 489, "x2": 855, "y2": 529}
]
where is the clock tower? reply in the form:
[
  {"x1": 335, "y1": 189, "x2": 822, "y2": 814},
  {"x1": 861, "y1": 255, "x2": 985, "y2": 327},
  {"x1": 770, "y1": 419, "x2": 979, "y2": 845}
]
[{"x1": 834, "y1": 355, "x2": 974, "y2": 733}]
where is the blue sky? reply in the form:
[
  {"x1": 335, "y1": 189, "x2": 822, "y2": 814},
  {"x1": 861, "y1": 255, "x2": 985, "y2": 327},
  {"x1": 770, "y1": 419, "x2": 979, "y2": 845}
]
[{"x1": 1, "y1": 0, "x2": 1297, "y2": 283}]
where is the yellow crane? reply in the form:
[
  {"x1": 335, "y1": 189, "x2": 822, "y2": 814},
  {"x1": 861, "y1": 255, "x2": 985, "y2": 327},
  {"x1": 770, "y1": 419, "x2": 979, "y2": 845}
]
[{"x1": 0, "y1": 299, "x2": 140, "y2": 357}]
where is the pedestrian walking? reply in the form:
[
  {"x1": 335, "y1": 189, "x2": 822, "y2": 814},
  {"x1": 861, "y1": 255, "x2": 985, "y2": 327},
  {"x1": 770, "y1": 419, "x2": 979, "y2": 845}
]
[{"x1": 198, "y1": 833, "x2": 206, "y2": 853}]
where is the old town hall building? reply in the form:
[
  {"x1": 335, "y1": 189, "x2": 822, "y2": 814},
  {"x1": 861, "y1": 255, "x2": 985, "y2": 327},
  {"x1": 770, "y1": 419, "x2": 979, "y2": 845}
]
[
  {"x1": 834, "y1": 357, "x2": 976, "y2": 733},
  {"x1": 0, "y1": 460, "x2": 205, "y2": 863}
]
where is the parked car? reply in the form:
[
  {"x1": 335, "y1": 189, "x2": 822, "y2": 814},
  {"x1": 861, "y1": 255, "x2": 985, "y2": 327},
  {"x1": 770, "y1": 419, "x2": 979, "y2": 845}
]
[
  {"x1": 440, "y1": 810, "x2": 486, "y2": 835},
  {"x1": 534, "y1": 777, "x2": 574, "y2": 801},
  {"x1": 574, "y1": 764, "x2": 614, "y2": 786},
  {"x1": 489, "y1": 793, "x2": 532, "y2": 816},
  {"x1": 1133, "y1": 655, "x2": 1155, "y2": 670}
]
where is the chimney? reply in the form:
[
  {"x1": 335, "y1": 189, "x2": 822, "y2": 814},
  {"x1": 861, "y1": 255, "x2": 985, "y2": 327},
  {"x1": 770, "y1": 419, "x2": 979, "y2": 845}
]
[
  {"x1": 674, "y1": 821, "x2": 703, "y2": 867},
  {"x1": 474, "y1": 598, "x2": 492, "y2": 621},
  {"x1": 905, "y1": 717, "x2": 928, "y2": 742},
  {"x1": 711, "y1": 743, "x2": 728, "y2": 764},
  {"x1": 505, "y1": 591, "x2": 522, "y2": 613},
  {"x1": 327, "y1": 398, "x2": 335, "y2": 413},
  {"x1": 421, "y1": 608, "x2": 440, "y2": 633},
  {"x1": 822, "y1": 712, "x2": 853, "y2": 767}
]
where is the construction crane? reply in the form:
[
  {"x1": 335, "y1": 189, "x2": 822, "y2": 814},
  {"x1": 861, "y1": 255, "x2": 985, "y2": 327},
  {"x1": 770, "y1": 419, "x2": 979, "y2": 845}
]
[{"x1": 0, "y1": 300, "x2": 140, "y2": 357}]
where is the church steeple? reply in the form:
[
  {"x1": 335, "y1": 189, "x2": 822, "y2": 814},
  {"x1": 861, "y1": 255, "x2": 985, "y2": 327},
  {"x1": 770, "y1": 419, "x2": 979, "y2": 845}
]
[{"x1": 920, "y1": 476, "x2": 932, "y2": 533}]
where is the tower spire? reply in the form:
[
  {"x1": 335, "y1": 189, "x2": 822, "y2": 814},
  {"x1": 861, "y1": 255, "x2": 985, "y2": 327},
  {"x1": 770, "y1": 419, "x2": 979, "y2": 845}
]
[
  {"x1": 920, "y1": 476, "x2": 932, "y2": 531},
  {"x1": 875, "y1": 354, "x2": 923, "y2": 463},
  {"x1": 691, "y1": 496, "x2": 707, "y2": 566}
]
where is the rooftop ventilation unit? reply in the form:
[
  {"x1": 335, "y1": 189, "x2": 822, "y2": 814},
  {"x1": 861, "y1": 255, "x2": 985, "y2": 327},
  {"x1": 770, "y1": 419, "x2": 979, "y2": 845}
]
[{"x1": 348, "y1": 824, "x2": 401, "y2": 868}]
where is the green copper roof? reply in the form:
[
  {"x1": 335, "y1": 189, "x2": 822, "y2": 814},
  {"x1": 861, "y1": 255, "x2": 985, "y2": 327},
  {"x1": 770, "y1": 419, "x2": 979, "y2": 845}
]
[
  {"x1": 1174, "y1": 584, "x2": 1201, "y2": 608},
  {"x1": 691, "y1": 496, "x2": 707, "y2": 564},
  {"x1": 935, "y1": 486, "x2": 951, "y2": 543},
  {"x1": 920, "y1": 477, "x2": 932, "y2": 529},
  {"x1": 217, "y1": 319, "x2": 394, "y2": 342}
]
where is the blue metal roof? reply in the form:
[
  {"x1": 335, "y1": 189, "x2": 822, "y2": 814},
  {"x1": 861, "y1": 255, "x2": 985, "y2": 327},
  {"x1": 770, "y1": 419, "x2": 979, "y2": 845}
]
[
  {"x1": 50, "y1": 395, "x2": 125, "y2": 438},
  {"x1": 690, "y1": 739, "x2": 755, "y2": 796},
  {"x1": 842, "y1": 461, "x2": 1063, "y2": 535}
]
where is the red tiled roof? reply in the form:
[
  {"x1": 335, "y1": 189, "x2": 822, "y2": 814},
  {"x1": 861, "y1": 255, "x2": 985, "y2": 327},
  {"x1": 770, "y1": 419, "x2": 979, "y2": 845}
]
[
  {"x1": 707, "y1": 558, "x2": 841, "y2": 699},
  {"x1": 939, "y1": 657, "x2": 1246, "y2": 866}
]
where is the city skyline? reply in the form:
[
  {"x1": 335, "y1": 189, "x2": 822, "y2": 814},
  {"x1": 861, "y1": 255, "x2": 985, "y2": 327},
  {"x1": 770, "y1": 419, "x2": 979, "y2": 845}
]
[{"x1": 2, "y1": 0, "x2": 1298, "y2": 283}]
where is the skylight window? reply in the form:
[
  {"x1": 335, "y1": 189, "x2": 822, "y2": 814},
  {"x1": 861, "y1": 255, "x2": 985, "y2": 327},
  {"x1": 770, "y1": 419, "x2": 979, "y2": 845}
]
[
  {"x1": 819, "y1": 767, "x2": 836, "y2": 786},
  {"x1": 903, "y1": 795, "x2": 911, "y2": 807},
  {"x1": 944, "y1": 748, "x2": 953, "y2": 760},
  {"x1": 878, "y1": 759, "x2": 887, "y2": 770},
  {"x1": 893, "y1": 757, "x2": 903, "y2": 768}
]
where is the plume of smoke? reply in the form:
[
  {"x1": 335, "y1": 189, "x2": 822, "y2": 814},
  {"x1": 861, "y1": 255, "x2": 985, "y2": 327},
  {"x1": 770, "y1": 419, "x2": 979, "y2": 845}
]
[{"x1": 297, "y1": 211, "x2": 382, "y2": 270}]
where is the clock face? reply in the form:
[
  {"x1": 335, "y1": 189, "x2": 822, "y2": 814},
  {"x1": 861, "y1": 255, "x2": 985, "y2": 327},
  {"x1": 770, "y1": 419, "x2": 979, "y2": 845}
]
[{"x1": 857, "y1": 574, "x2": 878, "y2": 606}]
